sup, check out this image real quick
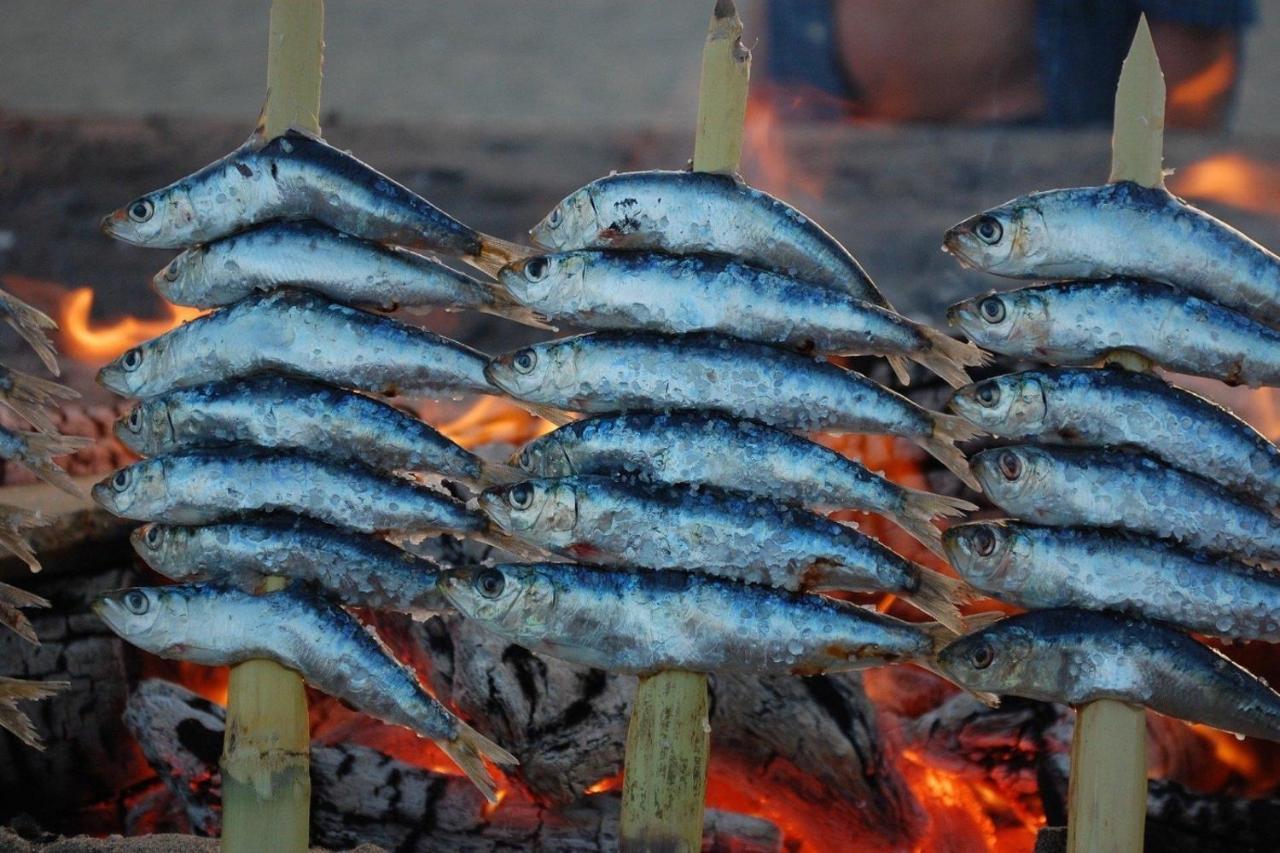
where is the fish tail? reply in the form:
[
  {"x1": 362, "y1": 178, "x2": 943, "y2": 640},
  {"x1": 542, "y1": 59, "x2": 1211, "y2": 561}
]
[
  {"x1": 918, "y1": 616, "x2": 1003, "y2": 708},
  {"x1": 0, "y1": 579, "x2": 49, "y2": 644},
  {"x1": 481, "y1": 283, "x2": 558, "y2": 332},
  {"x1": 915, "y1": 326, "x2": 992, "y2": 389},
  {"x1": 0, "y1": 677, "x2": 68, "y2": 750},
  {"x1": 1, "y1": 369, "x2": 78, "y2": 434},
  {"x1": 904, "y1": 569, "x2": 974, "y2": 633},
  {"x1": 521, "y1": 402, "x2": 574, "y2": 427},
  {"x1": 896, "y1": 488, "x2": 979, "y2": 558},
  {"x1": 0, "y1": 290, "x2": 60, "y2": 376},
  {"x1": 475, "y1": 528, "x2": 549, "y2": 561},
  {"x1": 917, "y1": 414, "x2": 983, "y2": 492},
  {"x1": 17, "y1": 432, "x2": 93, "y2": 497},
  {"x1": 887, "y1": 355, "x2": 913, "y2": 386},
  {"x1": 467, "y1": 234, "x2": 536, "y2": 279},
  {"x1": 438, "y1": 720, "x2": 518, "y2": 804},
  {"x1": 476, "y1": 460, "x2": 526, "y2": 488},
  {"x1": 0, "y1": 510, "x2": 43, "y2": 573},
  {"x1": 0, "y1": 580, "x2": 50, "y2": 610}
]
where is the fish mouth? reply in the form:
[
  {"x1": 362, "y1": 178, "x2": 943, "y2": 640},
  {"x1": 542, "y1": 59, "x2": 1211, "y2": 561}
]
[
  {"x1": 476, "y1": 492, "x2": 512, "y2": 531},
  {"x1": 99, "y1": 212, "x2": 122, "y2": 236},
  {"x1": 941, "y1": 226, "x2": 980, "y2": 269}
]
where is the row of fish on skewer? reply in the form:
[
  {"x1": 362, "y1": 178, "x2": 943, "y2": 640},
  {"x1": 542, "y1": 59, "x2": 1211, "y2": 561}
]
[{"x1": 87, "y1": 124, "x2": 1001, "y2": 798}]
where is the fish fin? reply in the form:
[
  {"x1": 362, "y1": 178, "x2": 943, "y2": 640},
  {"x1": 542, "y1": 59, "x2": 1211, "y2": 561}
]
[
  {"x1": 887, "y1": 355, "x2": 912, "y2": 386},
  {"x1": 522, "y1": 403, "x2": 574, "y2": 427},
  {"x1": 13, "y1": 432, "x2": 93, "y2": 497},
  {"x1": 0, "y1": 601, "x2": 38, "y2": 644},
  {"x1": 914, "y1": 327, "x2": 992, "y2": 389},
  {"x1": 0, "y1": 580, "x2": 50, "y2": 611},
  {"x1": 0, "y1": 677, "x2": 67, "y2": 750},
  {"x1": 438, "y1": 720, "x2": 518, "y2": 804},
  {"x1": 475, "y1": 461, "x2": 526, "y2": 488},
  {"x1": 0, "y1": 510, "x2": 42, "y2": 574},
  {"x1": 0, "y1": 290, "x2": 60, "y2": 376},
  {"x1": 904, "y1": 569, "x2": 974, "y2": 633},
  {"x1": 0, "y1": 369, "x2": 78, "y2": 434},
  {"x1": 466, "y1": 234, "x2": 536, "y2": 279},
  {"x1": 895, "y1": 488, "x2": 978, "y2": 558},
  {"x1": 917, "y1": 414, "x2": 983, "y2": 492}
]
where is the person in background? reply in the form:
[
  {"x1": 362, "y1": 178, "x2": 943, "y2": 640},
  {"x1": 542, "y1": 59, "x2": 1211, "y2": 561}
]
[{"x1": 760, "y1": 0, "x2": 1256, "y2": 128}]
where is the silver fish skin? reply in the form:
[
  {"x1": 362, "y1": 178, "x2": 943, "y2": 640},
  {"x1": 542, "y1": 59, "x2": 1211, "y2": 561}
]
[
  {"x1": 485, "y1": 332, "x2": 980, "y2": 489},
  {"x1": 944, "y1": 182, "x2": 1280, "y2": 328},
  {"x1": 153, "y1": 221, "x2": 537, "y2": 326},
  {"x1": 132, "y1": 518, "x2": 448, "y2": 619},
  {"x1": 96, "y1": 288, "x2": 492, "y2": 400},
  {"x1": 499, "y1": 251, "x2": 986, "y2": 386},
  {"x1": 516, "y1": 411, "x2": 975, "y2": 556},
  {"x1": 0, "y1": 426, "x2": 91, "y2": 496},
  {"x1": 947, "y1": 280, "x2": 1280, "y2": 388},
  {"x1": 115, "y1": 375, "x2": 486, "y2": 485},
  {"x1": 92, "y1": 583, "x2": 515, "y2": 799},
  {"x1": 91, "y1": 448, "x2": 484, "y2": 536},
  {"x1": 951, "y1": 367, "x2": 1280, "y2": 506},
  {"x1": 479, "y1": 475, "x2": 970, "y2": 630},
  {"x1": 937, "y1": 608, "x2": 1280, "y2": 742},
  {"x1": 971, "y1": 445, "x2": 1280, "y2": 563},
  {"x1": 440, "y1": 563, "x2": 951, "y2": 676},
  {"x1": 530, "y1": 171, "x2": 890, "y2": 308},
  {"x1": 945, "y1": 520, "x2": 1280, "y2": 642}
]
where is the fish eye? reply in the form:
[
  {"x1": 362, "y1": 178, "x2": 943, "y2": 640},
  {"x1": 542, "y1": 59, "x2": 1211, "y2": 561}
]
[
  {"x1": 508, "y1": 482, "x2": 534, "y2": 510},
  {"x1": 969, "y1": 642, "x2": 995, "y2": 670},
  {"x1": 547, "y1": 207, "x2": 563, "y2": 229},
  {"x1": 112, "y1": 468, "x2": 133, "y2": 492},
  {"x1": 143, "y1": 525, "x2": 164, "y2": 549},
  {"x1": 512, "y1": 349, "x2": 537, "y2": 375},
  {"x1": 121, "y1": 348, "x2": 144, "y2": 372},
  {"x1": 974, "y1": 216, "x2": 1003, "y2": 245},
  {"x1": 972, "y1": 526, "x2": 997, "y2": 557},
  {"x1": 128, "y1": 198, "x2": 155, "y2": 223},
  {"x1": 979, "y1": 297, "x2": 1006, "y2": 324},
  {"x1": 998, "y1": 451, "x2": 1023, "y2": 481},
  {"x1": 518, "y1": 448, "x2": 533, "y2": 470},
  {"x1": 162, "y1": 258, "x2": 182, "y2": 282},
  {"x1": 524, "y1": 257, "x2": 549, "y2": 282},
  {"x1": 124, "y1": 590, "x2": 150, "y2": 615},
  {"x1": 975, "y1": 382, "x2": 1001, "y2": 407},
  {"x1": 475, "y1": 568, "x2": 506, "y2": 599},
  {"x1": 127, "y1": 407, "x2": 144, "y2": 431}
]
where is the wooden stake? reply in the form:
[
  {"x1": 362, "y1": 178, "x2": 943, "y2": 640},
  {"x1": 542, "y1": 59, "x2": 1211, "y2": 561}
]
[
  {"x1": 220, "y1": 3, "x2": 323, "y2": 851},
  {"x1": 620, "y1": 3, "x2": 749, "y2": 851},
  {"x1": 1067, "y1": 15, "x2": 1160, "y2": 853}
]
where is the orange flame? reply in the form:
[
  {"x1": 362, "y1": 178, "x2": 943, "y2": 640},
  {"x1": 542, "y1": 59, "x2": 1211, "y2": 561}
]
[
  {"x1": 56, "y1": 286, "x2": 203, "y2": 363},
  {"x1": 1169, "y1": 152, "x2": 1280, "y2": 218},
  {"x1": 435, "y1": 396, "x2": 556, "y2": 450}
]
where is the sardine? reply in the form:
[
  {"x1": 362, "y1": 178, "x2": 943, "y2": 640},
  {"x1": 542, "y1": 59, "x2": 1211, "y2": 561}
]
[
  {"x1": 132, "y1": 518, "x2": 448, "y2": 619},
  {"x1": 440, "y1": 562, "x2": 954, "y2": 675},
  {"x1": 485, "y1": 332, "x2": 980, "y2": 489},
  {"x1": 937, "y1": 608, "x2": 1280, "y2": 742},
  {"x1": 114, "y1": 375, "x2": 515, "y2": 487},
  {"x1": 971, "y1": 445, "x2": 1280, "y2": 563},
  {"x1": 0, "y1": 676, "x2": 67, "y2": 751},
  {"x1": 154, "y1": 221, "x2": 541, "y2": 326},
  {"x1": 96, "y1": 288, "x2": 493, "y2": 400},
  {"x1": 951, "y1": 367, "x2": 1280, "y2": 506},
  {"x1": 945, "y1": 520, "x2": 1280, "y2": 642},
  {"x1": 0, "y1": 289, "x2": 59, "y2": 376},
  {"x1": 515, "y1": 411, "x2": 975, "y2": 556},
  {"x1": 947, "y1": 280, "x2": 1280, "y2": 387},
  {"x1": 0, "y1": 579, "x2": 49, "y2": 644},
  {"x1": 0, "y1": 426, "x2": 91, "y2": 496},
  {"x1": 93, "y1": 583, "x2": 516, "y2": 799},
  {"x1": 498, "y1": 251, "x2": 986, "y2": 386},
  {"x1": 0, "y1": 366, "x2": 79, "y2": 435},
  {"x1": 945, "y1": 182, "x2": 1280, "y2": 328},
  {"x1": 91, "y1": 448, "x2": 485, "y2": 536},
  {"x1": 100, "y1": 128, "x2": 526, "y2": 274},
  {"x1": 479, "y1": 475, "x2": 971, "y2": 630}
]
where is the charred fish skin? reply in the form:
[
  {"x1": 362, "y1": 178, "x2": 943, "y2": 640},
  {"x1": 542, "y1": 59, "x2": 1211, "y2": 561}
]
[
  {"x1": 944, "y1": 182, "x2": 1280, "y2": 327},
  {"x1": 92, "y1": 582, "x2": 515, "y2": 798},
  {"x1": 971, "y1": 444, "x2": 1280, "y2": 563},
  {"x1": 96, "y1": 288, "x2": 493, "y2": 400},
  {"x1": 91, "y1": 448, "x2": 485, "y2": 536},
  {"x1": 154, "y1": 220, "x2": 501, "y2": 313},
  {"x1": 530, "y1": 170, "x2": 890, "y2": 309},
  {"x1": 945, "y1": 521, "x2": 1280, "y2": 642},
  {"x1": 439, "y1": 562, "x2": 944, "y2": 676},
  {"x1": 937, "y1": 607, "x2": 1280, "y2": 742},
  {"x1": 516, "y1": 411, "x2": 975, "y2": 554},
  {"x1": 115, "y1": 375, "x2": 483, "y2": 484},
  {"x1": 947, "y1": 279, "x2": 1280, "y2": 388},
  {"x1": 951, "y1": 367, "x2": 1280, "y2": 506},
  {"x1": 479, "y1": 475, "x2": 969, "y2": 629},
  {"x1": 101, "y1": 130, "x2": 482, "y2": 256},
  {"x1": 485, "y1": 331, "x2": 980, "y2": 488},
  {"x1": 498, "y1": 250, "x2": 985, "y2": 387},
  {"x1": 132, "y1": 518, "x2": 448, "y2": 619}
]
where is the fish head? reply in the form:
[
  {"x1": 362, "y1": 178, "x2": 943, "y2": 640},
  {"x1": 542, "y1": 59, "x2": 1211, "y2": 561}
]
[
  {"x1": 497, "y1": 252, "x2": 586, "y2": 309},
  {"x1": 153, "y1": 247, "x2": 225, "y2": 307},
  {"x1": 93, "y1": 585, "x2": 192, "y2": 655},
  {"x1": 115, "y1": 399, "x2": 175, "y2": 455},
  {"x1": 943, "y1": 200, "x2": 1048, "y2": 275},
  {"x1": 942, "y1": 521, "x2": 1025, "y2": 588},
  {"x1": 92, "y1": 458, "x2": 168, "y2": 520},
  {"x1": 949, "y1": 374, "x2": 1047, "y2": 436},
  {"x1": 936, "y1": 617, "x2": 1037, "y2": 696},
  {"x1": 514, "y1": 432, "x2": 576, "y2": 477},
  {"x1": 530, "y1": 187, "x2": 597, "y2": 250},
  {"x1": 100, "y1": 183, "x2": 199, "y2": 248},
  {"x1": 946, "y1": 289, "x2": 1050, "y2": 354},
  {"x1": 969, "y1": 445, "x2": 1052, "y2": 510},
  {"x1": 439, "y1": 563, "x2": 558, "y2": 635},
  {"x1": 130, "y1": 523, "x2": 203, "y2": 581},
  {"x1": 485, "y1": 340, "x2": 578, "y2": 403},
  {"x1": 479, "y1": 478, "x2": 578, "y2": 541},
  {"x1": 97, "y1": 336, "x2": 171, "y2": 398}
]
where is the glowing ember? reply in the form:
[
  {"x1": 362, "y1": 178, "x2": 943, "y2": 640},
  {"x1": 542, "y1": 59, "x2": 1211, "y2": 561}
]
[{"x1": 57, "y1": 286, "x2": 203, "y2": 363}]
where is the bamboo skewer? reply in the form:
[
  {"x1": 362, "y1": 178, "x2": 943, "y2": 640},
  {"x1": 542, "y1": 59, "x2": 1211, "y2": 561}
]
[
  {"x1": 219, "y1": 2, "x2": 324, "y2": 851},
  {"x1": 618, "y1": 3, "x2": 750, "y2": 850},
  {"x1": 1066, "y1": 15, "x2": 1161, "y2": 853}
]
